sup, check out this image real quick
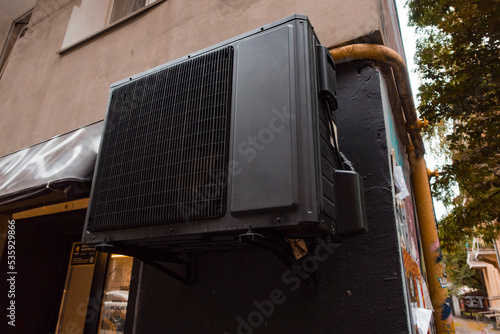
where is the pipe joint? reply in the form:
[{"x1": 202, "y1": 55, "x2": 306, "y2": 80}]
[
  {"x1": 330, "y1": 44, "x2": 426, "y2": 157},
  {"x1": 427, "y1": 168, "x2": 439, "y2": 179},
  {"x1": 409, "y1": 117, "x2": 429, "y2": 131}
]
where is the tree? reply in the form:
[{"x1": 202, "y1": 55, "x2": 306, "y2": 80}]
[
  {"x1": 406, "y1": 0, "x2": 500, "y2": 250},
  {"x1": 442, "y1": 243, "x2": 483, "y2": 296}
]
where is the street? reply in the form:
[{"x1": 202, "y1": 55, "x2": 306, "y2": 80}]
[{"x1": 454, "y1": 316, "x2": 499, "y2": 334}]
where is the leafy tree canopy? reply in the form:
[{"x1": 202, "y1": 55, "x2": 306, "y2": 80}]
[
  {"x1": 442, "y1": 243, "x2": 483, "y2": 295},
  {"x1": 406, "y1": 0, "x2": 500, "y2": 251}
]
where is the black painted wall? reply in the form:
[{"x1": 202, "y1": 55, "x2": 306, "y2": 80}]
[{"x1": 125, "y1": 63, "x2": 410, "y2": 334}]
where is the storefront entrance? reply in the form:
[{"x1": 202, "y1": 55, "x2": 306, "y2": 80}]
[
  {"x1": 0, "y1": 209, "x2": 86, "y2": 333},
  {"x1": 0, "y1": 205, "x2": 134, "y2": 334}
]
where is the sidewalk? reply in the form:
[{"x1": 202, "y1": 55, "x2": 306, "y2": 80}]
[{"x1": 454, "y1": 316, "x2": 499, "y2": 334}]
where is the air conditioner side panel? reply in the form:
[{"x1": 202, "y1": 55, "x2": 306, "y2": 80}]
[{"x1": 230, "y1": 25, "x2": 298, "y2": 214}]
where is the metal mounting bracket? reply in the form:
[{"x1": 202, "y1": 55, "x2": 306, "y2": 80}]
[
  {"x1": 96, "y1": 242, "x2": 196, "y2": 285},
  {"x1": 239, "y1": 229, "x2": 317, "y2": 285}
]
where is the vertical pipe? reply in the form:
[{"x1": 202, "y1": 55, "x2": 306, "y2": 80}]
[
  {"x1": 331, "y1": 43, "x2": 455, "y2": 333},
  {"x1": 409, "y1": 145, "x2": 455, "y2": 333}
]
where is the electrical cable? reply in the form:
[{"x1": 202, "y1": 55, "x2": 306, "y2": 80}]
[{"x1": 325, "y1": 100, "x2": 344, "y2": 169}]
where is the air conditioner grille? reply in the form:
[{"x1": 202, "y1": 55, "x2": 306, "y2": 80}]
[{"x1": 87, "y1": 47, "x2": 234, "y2": 231}]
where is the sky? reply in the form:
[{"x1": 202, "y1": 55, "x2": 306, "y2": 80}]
[
  {"x1": 394, "y1": 0, "x2": 448, "y2": 219},
  {"x1": 395, "y1": 0, "x2": 420, "y2": 101}
]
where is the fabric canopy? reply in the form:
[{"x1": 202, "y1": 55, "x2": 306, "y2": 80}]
[{"x1": 0, "y1": 121, "x2": 103, "y2": 206}]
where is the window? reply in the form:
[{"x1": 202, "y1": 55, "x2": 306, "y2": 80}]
[
  {"x1": 60, "y1": 0, "x2": 161, "y2": 51},
  {"x1": 0, "y1": 9, "x2": 32, "y2": 77},
  {"x1": 109, "y1": 0, "x2": 146, "y2": 24},
  {"x1": 98, "y1": 254, "x2": 133, "y2": 334},
  {"x1": 56, "y1": 246, "x2": 134, "y2": 334}
]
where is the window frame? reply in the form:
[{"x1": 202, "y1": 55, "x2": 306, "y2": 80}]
[
  {"x1": 58, "y1": 0, "x2": 166, "y2": 55},
  {"x1": 0, "y1": 8, "x2": 33, "y2": 78},
  {"x1": 109, "y1": 0, "x2": 147, "y2": 24}
]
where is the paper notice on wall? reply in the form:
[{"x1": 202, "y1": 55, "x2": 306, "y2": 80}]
[
  {"x1": 394, "y1": 165, "x2": 410, "y2": 200},
  {"x1": 412, "y1": 307, "x2": 433, "y2": 334},
  {"x1": 421, "y1": 279, "x2": 433, "y2": 311}
]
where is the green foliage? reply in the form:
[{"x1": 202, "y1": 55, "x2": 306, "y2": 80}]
[
  {"x1": 406, "y1": 0, "x2": 500, "y2": 244},
  {"x1": 441, "y1": 242, "x2": 483, "y2": 295}
]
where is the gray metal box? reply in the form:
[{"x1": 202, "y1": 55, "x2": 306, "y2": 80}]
[{"x1": 83, "y1": 15, "x2": 364, "y2": 250}]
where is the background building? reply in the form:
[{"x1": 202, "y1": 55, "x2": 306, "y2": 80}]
[
  {"x1": 0, "y1": 1, "x2": 444, "y2": 333},
  {"x1": 468, "y1": 238, "x2": 500, "y2": 313}
]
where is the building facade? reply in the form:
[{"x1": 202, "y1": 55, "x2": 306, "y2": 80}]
[
  {"x1": 0, "y1": 1, "x2": 441, "y2": 333},
  {"x1": 468, "y1": 238, "x2": 500, "y2": 312}
]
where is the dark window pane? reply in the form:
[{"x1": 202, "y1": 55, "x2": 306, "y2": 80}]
[{"x1": 109, "y1": 0, "x2": 146, "y2": 23}]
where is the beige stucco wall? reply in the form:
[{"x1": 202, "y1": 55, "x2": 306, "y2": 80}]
[
  {"x1": 0, "y1": 11, "x2": 10, "y2": 49},
  {"x1": 483, "y1": 263, "x2": 500, "y2": 311},
  {"x1": 486, "y1": 240, "x2": 500, "y2": 311},
  {"x1": 0, "y1": 0, "x2": 36, "y2": 45},
  {"x1": 0, "y1": 0, "x2": 403, "y2": 156}
]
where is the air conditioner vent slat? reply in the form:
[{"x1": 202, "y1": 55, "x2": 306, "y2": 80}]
[{"x1": 87, "y1": 47, "x2": 234, "y2": 231}]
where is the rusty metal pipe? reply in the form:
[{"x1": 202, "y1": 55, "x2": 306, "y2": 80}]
[
  {"x1": 409, "y1": 145, "x2": 455, "y2": 334},
  {"x1": 330, "y1": 44, "x2": 455, "y2": 334},
  {"x1": 330, "y1": 44, "x2": 425, "y2": 158}
]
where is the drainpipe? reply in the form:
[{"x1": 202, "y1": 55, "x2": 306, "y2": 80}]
[{"x1": 330, "y1": 44, "x2": 455, "y2": 334}]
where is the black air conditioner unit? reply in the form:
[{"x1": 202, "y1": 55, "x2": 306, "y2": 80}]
[{"x1": 83, "y1": 15, "x2": 366, "y2": 255}]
